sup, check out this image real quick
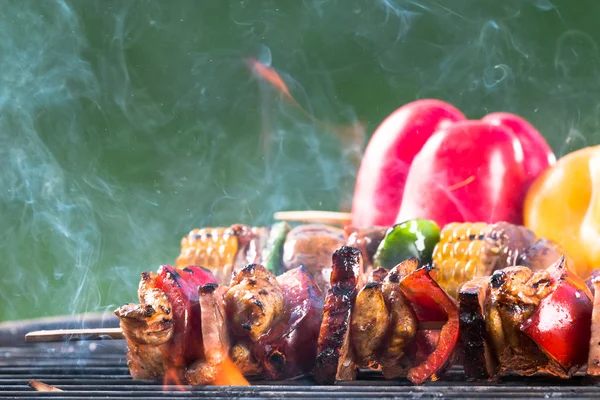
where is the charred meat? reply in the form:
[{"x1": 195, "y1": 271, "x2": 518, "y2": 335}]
[
  {"x1": 253, "y1": 266, "x2": 324, "y2": 379},
  {"x1": 116, "y1": 266, "x2": 217, "y2": 382},
  {"x1": 485, "y1": 266, "x2": 563, "y2": 377},
  {"x1": 378, "y1": 258, "x2": 418, "y2": 379},
  {"x1": 458, "y1": 276, "x2": 496, "y2": 380},
  {"x1": 115, "y1": 271, "x2": 173, "y2": 380},
  {"x1": 313, "y1": 246, "x2": 363, "y2": 384},
  {"x1": 225, "y1": 264, "x2": 285, "y2": 342},
  {"x1": 345, "y1": 226, "x2": 387, "y2": 270},
  {"x1": 351, "y1": 276, "x2": 389, "y2": 368}
]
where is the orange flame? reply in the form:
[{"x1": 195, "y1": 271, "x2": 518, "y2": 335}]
[
  {"x1": 214, "y1": 356, "x2": 250, "y2": 386},
  {"x1": 160, "y1": 357, "x2": 249, "y2": 390},
  {"x1": 245, "y1": 57, "x2": 367, "y2": 212},
  {"x1": 162, "y1": 368, "x2": 186, "y2": 392},
  {"x1": 447, "y1": 175, "x2": 476, "y2": 191},
  {"x1": 246, "y1": 58, "x2": 298, "y2": 107}
]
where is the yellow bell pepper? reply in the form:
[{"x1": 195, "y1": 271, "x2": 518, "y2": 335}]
[{"x1": 524, "y1": 145, "x2": 600, "y2": 278}]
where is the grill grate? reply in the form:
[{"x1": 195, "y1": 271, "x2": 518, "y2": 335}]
[{"x1": 2, "y1": 315, "x2": 600, "y2": 399}]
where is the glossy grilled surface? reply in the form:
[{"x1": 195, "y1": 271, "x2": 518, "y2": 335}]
[{"x1": 313, "y1": 246, "x2": 363, "y2": 384}]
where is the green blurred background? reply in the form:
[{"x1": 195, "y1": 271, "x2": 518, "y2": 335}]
[{"x1": 2, "y1": 0, "x2": 600, "y2": 321}]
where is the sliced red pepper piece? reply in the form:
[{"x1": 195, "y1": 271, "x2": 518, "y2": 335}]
[
  {"x1": 520, "y1": 257, "x2": 593, "y2": 374},
  {"x1": 155, "y1": 265, "x2": 218, "y2": 367},
  {"x1": 399, "y1": 267, "x2": 459, "y2": 384}
]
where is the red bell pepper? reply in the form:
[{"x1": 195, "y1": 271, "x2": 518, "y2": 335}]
[
  {"x1": 351, "y1": 99, "x2": 555, "y2": 228},
  {"x1": 155, "y1": 265, "x2": 218, "y2": 367},
  {"x1": 520, "y1": 257, "x2": 593, "y2": 375},
  {"x1": 399, "y1": 267, "x2": 459, "y2": 384},
  {"x1": 352, "y1": 100, "x2": 464, "y2": 228}
]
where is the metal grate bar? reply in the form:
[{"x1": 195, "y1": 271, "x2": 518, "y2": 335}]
[{"x1": 1, "y1": 333, "x2": 600, "y2": 399}]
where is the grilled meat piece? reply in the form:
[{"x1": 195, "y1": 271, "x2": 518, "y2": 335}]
[
  {"x1": 231, "y1": 341, "x2": 263, "y2": 376},
  {"x1": 517, "y1": 238, "x2": 573, "y2": 273},
  {"x1": 345, "y1": 226, "x2": 387, "y2": 271},
  {"x1": 186, "y1": 283, "x2": 231, "y2": 386},
  {"x1": 485, "y1": 266, "x2": 563, "y2": 377},
  {"x1": 588, "y1": 270, "x2": 600, "y2": 296},
  {"x1": 282, "y1": 224, "x2": 347, "y2": 292},
  {"x1": 369, "y1": 267, "x2": 388, "y2": 284},
  {"x1": 485, "y1": 222, "x2": 537, "y2": 270},
  {"x1": 351, "y1": 278, "x2": 389, "y2": 368},
  {"x1": 378, "y1": 258, "x2": 418, "y2": 379},
  {"x1": 116, "y1": 272, "x2": 174, "y2": 345},
  {"x1": 588, "y1": 277, "x2": 600, "y2": 376},
  {"x1": 114, "y1": 272, "x2": 173, "y2": 380},
  {"x1": 254, "y1": 266, "x2": 325, "y2": 379},
  {"x1": 313, "y1": 246, "x2": 363, "y2": 384},
  {"x1": 225, "y1": 264, "x2": 285, "y2": 342},
  {"x1": 459, "y1": 276, "x2": 496, "y2": 380}
]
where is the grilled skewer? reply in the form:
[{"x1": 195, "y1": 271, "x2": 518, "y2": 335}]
[{"x1": 24, "y1": 215, "x2": 599, "y2": 386}]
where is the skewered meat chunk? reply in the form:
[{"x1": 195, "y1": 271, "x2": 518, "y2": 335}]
[
  {"x1": 369, "y1": 267, "x2": 388, "y2": 283},
  {"x1": 225, "y1": 264, "x2": 285, "y2": 342},
  {"x1": 516, "y1": 237, "x2": 576, "y2": 275},
  {"x1": 345, "y1": 226, "x2": 387, "y2": 270},
  {"x1": 588, "y1": 276, "x2": 600, "y2": 376},
  {"x1": 351, "y1": 276, "x2": 389, "y2": 368},
  {"x1": 231, "y1": 341, "x2": 263, "y2": 377},
  {"x1": 313, "y1": 246, "x2": 363, "y2": 384},
  {"x1": 485, "y1": 266, "x2": 564, "y2": 377},
  {"x1": 117, "y1": 272, "x2": 174, "y2": 345},
  {"x1": 588, "y1": 270, "x2": 600, "y2": 296},
  {"x1": 116, "y1": 266, "x2": 218, "y2": 383},
  {"x1": 253, "y1": 266, "x2": 325, "y2": 379},
  {"x1": 282, "y1": 224, "x2": 347, "y2": 291},
  {"x1": 458, "y1": 276, "x2": 496, "y2": 380},
  {"x1": 378, "y1": 258, "x2": 418, "y2": 379},
  {"x1": 186, "y1": 283, "x2": 231, "y2": 386},
  {"x1": 115, "y1": 272, "x2": 173, "y2": 380}
]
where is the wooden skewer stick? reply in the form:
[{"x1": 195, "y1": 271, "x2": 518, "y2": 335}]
[
  {"x1": 25, "y1": 321, "x2": 444, "y2": 343},
  {"x1": 273, "y1": 210, "x2": 352, "y2": 226},
  {"x1": 28, "y1": 380, "x2": 63, "y2": 392},
  {"x1": 25, "y1": 327, "x2": 125, "y2": 343}
]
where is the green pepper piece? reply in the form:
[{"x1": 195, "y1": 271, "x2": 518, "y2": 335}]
[
  {"x1": 373, "y1": 219, "x2": 440, "y2": 270},
  {"x1": 261, "y1": 221, "x2": 290, "y2": 275}
]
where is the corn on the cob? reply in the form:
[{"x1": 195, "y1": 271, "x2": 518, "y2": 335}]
[
  {"x1": 432, "y1": 222, "x2": 537, "y2": 298},
  {"x1": 176, "y1": 225, "x2": 246, "y2": 283},
  {"x1": 176, "y1": 227, "x2": 237, "y2": 268},
  {"x1": 175, "y1": 224, "x2": 274, "y2": 284}
]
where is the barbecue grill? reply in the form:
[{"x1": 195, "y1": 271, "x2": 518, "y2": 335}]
[{"x1": 1, "y1": 314, "x2": 600, "y2": 399}]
